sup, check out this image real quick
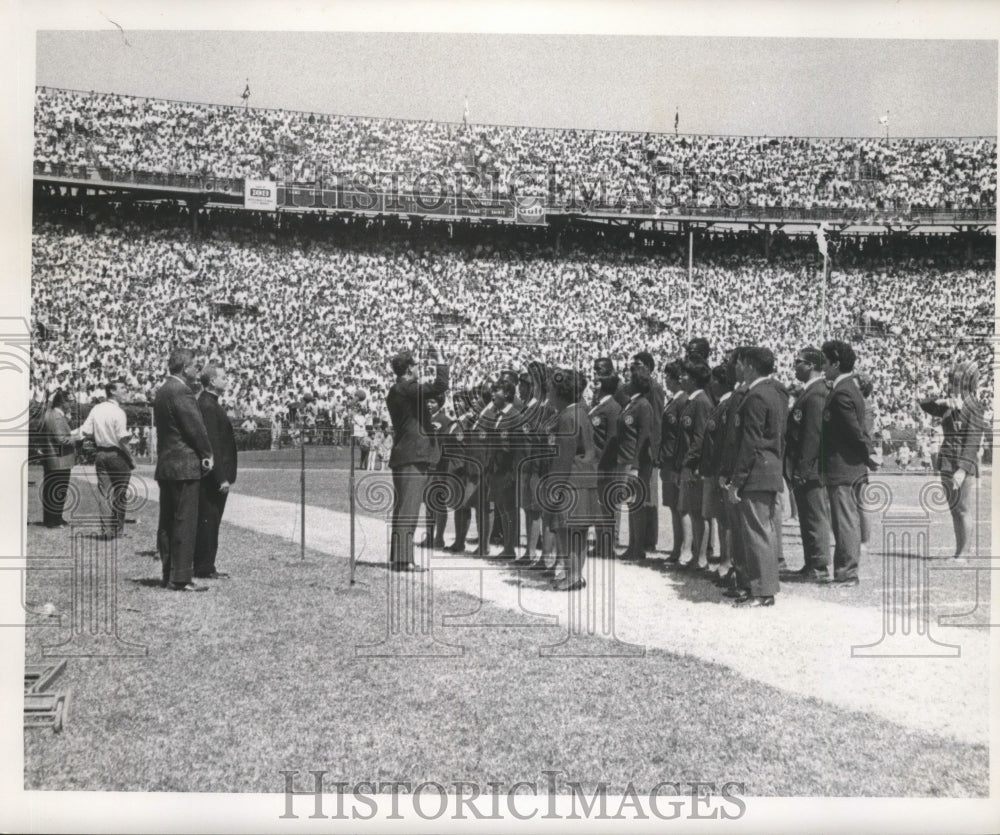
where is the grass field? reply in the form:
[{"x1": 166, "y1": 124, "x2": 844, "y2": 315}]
[{"x1": 21, "y1": 464, "x2": 992, "y2": 796}]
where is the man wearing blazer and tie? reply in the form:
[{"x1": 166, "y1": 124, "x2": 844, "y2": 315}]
[
  {"x1": 616, "y1": 364, "x2": 655, "y2": 561},
  {"x1": 783, "y1": 347, "x2": 832, "y2": 582},
  {"x1": 386, "y1": 347, "x2": 450, "y2": 572},
  {"x1": 194, "y1": 364, "x2": 238, "y2": 580},
  {"x1": 155, "y1": 348, "x2": 214, "y2": 592},
  {"x1": 820, "y1": 340, "x2": 874, "y2": 587},
  {"x1": 724, "y1": 347, "x2": 788, "y2": 607}
]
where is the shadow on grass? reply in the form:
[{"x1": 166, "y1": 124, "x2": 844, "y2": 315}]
[{"x1": 127, "y1": 578, "x2": 166, "y2": 589}]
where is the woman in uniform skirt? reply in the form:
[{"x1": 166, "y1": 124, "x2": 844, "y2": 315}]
[{"x1": 541, "y1": 368, "x2": 599, "y2": 591}]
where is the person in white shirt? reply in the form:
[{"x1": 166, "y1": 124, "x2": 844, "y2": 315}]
[{"x1": 74, "y1": 380, "x2": 134, "y2": 538}]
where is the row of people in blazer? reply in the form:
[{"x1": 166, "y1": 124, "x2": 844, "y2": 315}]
[{"x1": 614, "y1": 341, "x2": 879, "y2": 606}]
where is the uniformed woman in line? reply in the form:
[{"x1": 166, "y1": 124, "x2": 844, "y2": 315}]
[{"x1": 542, "y1": 368, "x2": 599, "y2": 591}]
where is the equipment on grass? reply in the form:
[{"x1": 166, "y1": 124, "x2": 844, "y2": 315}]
[{"x1": 24, "y1": 660, "x2": 72, "y2": 732}]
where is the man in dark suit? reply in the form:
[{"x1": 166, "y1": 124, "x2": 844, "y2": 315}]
[
  {"x1": 820, "y1": 340, "x2": 874, "y2": 587},
  {"x1": 420, "y1": 393, "x2": 453, "y2": 550},
  {"x1": 386, "y1": 347, "x2": 450, "y2": 572},
  {"x1": 155, "y1": 348, "x2": 214, "y2": 592},
  {"x1": 589, "y1": 359, "x2": 623, "y2": 560},
  {"x1": 632, "y1": 351, "x2": 665, "y2": 553},
  {"x1": 616, "y1": 364, "x2": 654, "y2": 561},
  {"x1": 194, "y1": 364, "x2": 238, "y2": 580},
  {"x1": 920, "y1": 359, "x2": 986, "y2": 561},
  {"x1": 485, "y1": 379, "x2": 521, "y2": 558},
  {"x1": 782, "y1": 347, "x2": 831, "y2": 582},
  {"x1": 724, "y1": 347, "x2": 787, "y2": 607}
]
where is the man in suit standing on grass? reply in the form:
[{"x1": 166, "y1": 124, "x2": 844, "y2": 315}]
[
  {"x1": 723, "y1": 347, "x2": 787, "y2": 608},
  {"x1": 386, "y1": 346, "x2": 450, "y2": 572},
  {"x1": 155, "y1": 348, "x2": 214, "y2": 592},
  {"x1": 194, "y1": 364, "x2": 238, "y2": 581},
  {"x1": 820, "y1": 340, "x2": 875, "y2": 587},
  {"x1": 782, "y1": 347, "x2": 832, "y2": 583}
]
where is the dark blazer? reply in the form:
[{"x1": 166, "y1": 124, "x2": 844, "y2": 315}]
[
  {"x1": 919, "y1": 396, "x2": 986, "y2": 476},
  {"x1": 820, "y1": 375, "x2": 871, "y2": 487},
  {"x1": 198, "y1": 390, "x2": 238, "y2": 486},
  {"x1": 699, "y1": 394, "x2": 732, "y2": 479},
  {"x1": 154, "y1": 376, "x2": 213, "y2": 481},
  {"x1": 616, "y1": 394, "x2": 654, "y2": 470},
  {"x1": 386, "y1": 363, "x2": 449, "y2": 468},
  {"x1": 648, "y1": 381, "x2": 667, "y2": 466},
  {"x1": 42, "y1": 407, "x2": 75, "y2": 472},
  {"x1": 486, "y1": 404, "x2": 523, "y2": 489},
  {"x1": 658, "y1": 392, "x2": 687, "y2": 472},
  {"x1": 545, "y1": 400, "x2": 599, "y2": 525},
  {"x1": 785, "y1": 379, "x2": 826, "y2": 486},
  {"x1": 677, "y1": 391, "x2": 713, "y2": 473},
  {"x1": 588, "y1": 394, "x2": 622, "y2": 471},
  {"x1": 730, "y1": 377, "x2": 787, "y2": 494},
  {"x1": 717, "y1": 387, "x2": 747, "y2": 481}
]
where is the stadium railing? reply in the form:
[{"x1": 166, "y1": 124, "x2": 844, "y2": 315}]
[{"x1": 33, "y1": 163, "x2": 997, "y2": 224}]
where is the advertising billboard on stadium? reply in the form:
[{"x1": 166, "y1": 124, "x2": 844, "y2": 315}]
[
  {"x1": 244, "y1": 178, "x2": 278, "y2": 211},
  {"x1": 514, "y1": 197, "x2": 546, "y2": 225}
]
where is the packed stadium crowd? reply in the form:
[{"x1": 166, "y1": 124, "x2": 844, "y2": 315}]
[
  {"x1": 30, "y1": 201, "x2": 994, "y2": 452},
  {"x1": 34, "y1": 87, "x2": 997, "y2": 212}
]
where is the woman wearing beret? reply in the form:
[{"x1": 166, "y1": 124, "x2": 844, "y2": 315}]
[{"x1": 919, "y1": 360, "x2": 986, "y2": 561}]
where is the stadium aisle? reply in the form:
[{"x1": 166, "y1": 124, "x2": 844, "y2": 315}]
[{"x1": 139, "y1": 481, "x2": 990, "y2": 746}]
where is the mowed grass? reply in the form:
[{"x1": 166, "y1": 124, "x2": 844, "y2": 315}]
[{"x1": 22, "y1": 468, "x2": 988, "y2": 796}]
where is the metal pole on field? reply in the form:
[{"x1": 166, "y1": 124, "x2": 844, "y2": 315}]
[
  {"x1": 349, "y1": 434, "x2": 357, "y2": 584},
  {"x1": 300, "y1": 416, "x2": 306, "y2": 560}
]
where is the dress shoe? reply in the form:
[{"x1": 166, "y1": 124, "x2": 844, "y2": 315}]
[
  {"x1": 442, "y1": 543, "x2": 466, "y2": 553},
  {"x1": 495, "y1": 551, "x2": 517, "y2": 560},
  {"x1": 831, "y1": 576, "x2": 859, "y2": 587},
  {"x1": 555, "y1": 577, "x2": 586, "y2": 591},
  {"x1": 732, "y1": 595, "x2": 774, "y2": 608},
  {"x1": 779, "y1": 565, "x2": 811, "y2": 579},
  {"x1": 724, "y1": 588, "x2": 749, "y2": 600},
  {"x1": 390, "y1": 562, "x2": 427, "y2": 573},
  {"x1": 663, "y1": 552, "x2": 682, "y2": 564},
  {"x1": 432, "y1": 541, "x2": 446, "y2": 550},
  {"x1": 169, "y1": 582, "x2": 208, "y2": 592},
  {"x1": 513, "y1": 554, "x2": 534, "y2": 566},
  {"x1": 196, "y1": 571, "x2": 230, "y2": 580}
]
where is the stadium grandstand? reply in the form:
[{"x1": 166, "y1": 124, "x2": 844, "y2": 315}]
[{"x1": 31, "y1": 87, "x2": 996, "y2": 453}]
